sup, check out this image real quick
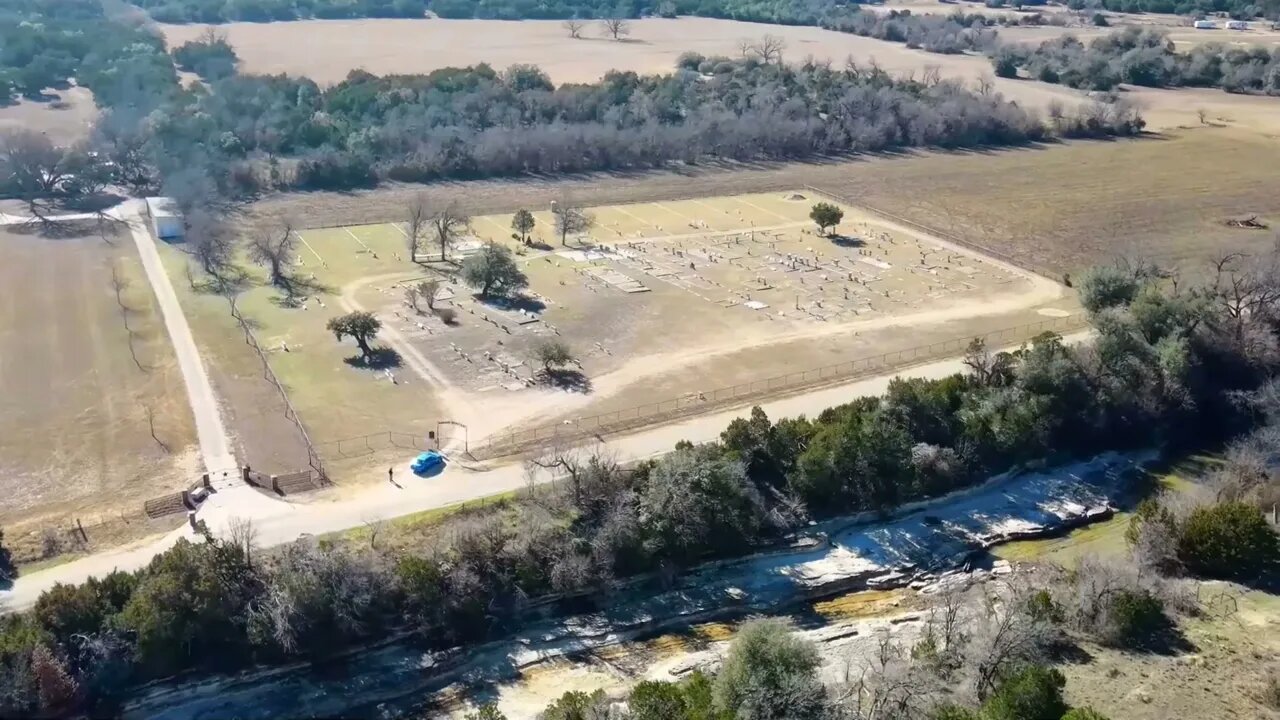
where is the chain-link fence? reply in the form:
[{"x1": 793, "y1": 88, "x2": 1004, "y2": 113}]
[
  {"x1": 311, "y1": 313, "x2": 1076, "y2": 463},
  {"x1": 316, "y1": 430, "x2": 438, "y2": 462}
]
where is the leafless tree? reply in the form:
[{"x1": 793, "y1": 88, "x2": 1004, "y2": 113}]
[
  {"x1": 552, "y1": 197, "x2": 595, "y2": 246},
  {"x1": 226, "y1": 517, "x2": 258, "y2": 568},
  {"x1": 419, "y1": 278, "x2": 442, "y2": 310},
  {"x1": 186, "y1": 209, "x2": 237, "y2": 280},
  {"x1": 404, "y1": 284, "x2": 421, "y2": 312},
  {"x1": 737, "y1": 38, "x2": 755, "y2": 59},
  {"x1": 405, "y1": 194, "x2": 429, "y2": 261},
  {"x1": 966, "y1": 581, "x2": 1058, "y2": 700},
  {"x1": 1196, "y1": 107, "x2": 1208, "y2": 125},
  {"x1": 563, "y1": 18, "x2": 586, "y2": 38},
  {"x1": 1209, "y1": 248, "x2": 1280, "y2": 363},
  {"x1": 248, "y1": 219, "x2": 298, "y2": 290},
  {"x1": 110, "y1": 264, "x2": 146, "y2": 372},
  {"x1": 145, "y1": 406, "x2": 168, "y2": 453},
  {"x1": 962, "y1": 337, "x2": 1015, "y2": 387},
  {"x1": 601, "y1": 16, "x2": 631, "y2": 41},
  {"x1": 922, "y1": 64, "x2": 942, "y2": 87},
  {"x1": 526, "y1": 441, "x2": 621, "y2": 512},
  {"x1": 430, "y1": 204, "x2": 470, "y2": 262},
  {"x1": 976, "y1": 74, "x2": 996, "y2": 96},
  {"x1": 835, "y1": 629, "x2": 941, "y2": 720},
  {"x1": 363, "y1": 517, "x2": 387, "y2": 550},
  {"x1": 750, "y1": 34, "x2": 787, "y2": 64}
]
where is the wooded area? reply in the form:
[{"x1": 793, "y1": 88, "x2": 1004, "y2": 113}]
[{"x1": 995, "y1": 27, "x2": 1280, "y2": 94}]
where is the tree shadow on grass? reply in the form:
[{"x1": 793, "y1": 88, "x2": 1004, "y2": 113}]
[
  {"x1": 343, "y1": 347, "x2": 403, "y2": 371},
  {"x1": 477, "y1": 293, "x2": 547, "y2": 314},
  {"x1": 538, "y1": 369, "x2": 592, "y2": 394},
  {"x1": 192, "y1": 266, "x2": 254, "y2": 297},
  {"x1": 830, "y1": 234, "x2": 865, "y2": 248},
  {"x1": 1123, "y1": 615, "x2": 1198, "y2": 656}
]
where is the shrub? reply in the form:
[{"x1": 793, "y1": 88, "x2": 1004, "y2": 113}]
[
  {"x1": 1105, "y1": 589, "x2": 1165, "y2": 645},
  {"x1": 979, "y1": 665, "x2": 1067, "y2": 720},
  {"x1": 1177, "y1": 501, "x2": 1279, "y2": 581}
]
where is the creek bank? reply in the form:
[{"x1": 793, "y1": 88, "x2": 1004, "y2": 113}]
[{"x1": 123, "y1": 451, "x2": 1151, "y2": 720}]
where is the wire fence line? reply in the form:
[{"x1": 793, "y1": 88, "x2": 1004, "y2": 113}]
[
  {"x1": 225, "y1": 294, "x2": 327, "y2": 482},
  {"x1": 321, "y1": 313, "x2": 1083, "y2": 462},
  {"x1": 316, "y1": 430, "x2": 437, "y2": 462}
]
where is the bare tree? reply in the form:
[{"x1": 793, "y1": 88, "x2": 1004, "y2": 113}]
[
  {"x1": 526, "y1": 441, "x2": 621, "y2": 512},
  {"x1": 922, "y1": 64, "x2": 942, "y2": 87},
  {"x1": 110, "y1": 264, "x2": 146, "y2": 372},
  {"x1": 750, "y1": 34, "x2": 787, "y2": 64},
  {"x1": 404, "y1": 284, "x2": 422, "y2": 312},
  {"x1": 601, "y1": 16, "x2": 631, "y2": 41},
  {"x1": 363, "y1": 516, "x2": 387, "y2": 550},
  {"x1": 563, "y1": 18, "x2": 586, "y2": 38},
  {"x1": 430, "y1": 204, "x2": 470, "y2": 262},
  {"x1": 405, "y1": 194, "x2": 429, "y2": 261},
  {"x1": 419, "y1": 278, "x2": 442, "y2": 310},
  {"x1": 186, "y1": 209, "x2": 236, "y2": 279},
  {"x1": 552, "y1": 198, "x2": 595, "y2": 246},
  {"x1": 145, "y1": 406, "x2": 168, "y2": 453},
  {"x1": 248, "y1": 220, "x2": 298, "y2": 290},
  {"x1": 227, "y1": 517, "x2": 258, "y2": 568},
  {"x1": 976, "y1": 74, "x2": 996, "y2": 96},
  {"x1": 966, "y1": 581, "x2": 1058, "y2": 700}
]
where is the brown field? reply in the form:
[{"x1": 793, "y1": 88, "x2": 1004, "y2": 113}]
[
  {"x1": 0, "y1": 86, "x2": 98, "y2": 145},
  {"x1": 0, "y1": 223, "x2": 196, "y2": 538},
  {"x1": 253, "y1": 127, "x2": 1280, "y2": 280},
  {"x1": 160, "y1": 16, "x2": 1280, "y2": 132}
]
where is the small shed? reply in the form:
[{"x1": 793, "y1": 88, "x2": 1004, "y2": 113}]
[
  {"x1": 1193, "y1": 19, "x2": 1217, "y2": 29},
  {"x1": 145, "y1": 197, "x2": 184, "y2": 240},
  {"x1": 1225, "y1": 19, "x2": 1248, "y2": 29}
]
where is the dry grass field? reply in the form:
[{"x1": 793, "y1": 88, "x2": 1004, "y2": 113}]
[
  {"x1": 185, "y1": 191, "x2": 1072, "y2": 468},
  {"x1": 0, "y1": 223, "x2": 196, "y2": 538},
  {"x1": 160, "y1": 16, "x2": 1280, "y2": 132},
  {"x1": 0, "y1": 86, "x2": 98, "y2": 145},
  {"x1": 253, "y1": 128, "x2": 1280, "y2": 281}
]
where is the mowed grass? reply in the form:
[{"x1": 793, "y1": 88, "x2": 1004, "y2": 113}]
[
  {"x1": 813, "y1": 128, "x2": 1280, "y2": 277},
  {"x1": 168, "y1": 192, "x2": 838, "y2": 468},
  {"x1": 0, "y1": 224, "x2": 195, "y2": 531},
  {"x1": 158, "y1": 222, "x2": 441, "y2": 470}
]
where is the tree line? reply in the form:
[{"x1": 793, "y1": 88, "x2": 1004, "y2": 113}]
[
  {"x1": 992, "y1": 26, "x2": 1280, "y2": 95},
  {"x1": 119, "y1": 0, "x2": 1280, "y2": 26},
  {"x1": 3, "y1": 247, "x2": 1279, "y2": 716},
  {"x1": 94, "y1": 55, "x2": 1142, "y2": 205}
]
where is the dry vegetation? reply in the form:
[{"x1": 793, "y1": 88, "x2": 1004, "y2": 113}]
[
  {"x1": 160, "y1": 16, "x2": 1280, "y2": 134},
  {"x1": 0, "y1": 86, "x2": 98, "y2": 145},
  {"x1": 198, "y1": 192, "x2": 1070, "y2": 465},
  {"x1": 254, "y1": 128, "x2": 1280, "y2": 281},
  {"x1": 0, "y1": 223, "x2": 195, "y2": 546}
]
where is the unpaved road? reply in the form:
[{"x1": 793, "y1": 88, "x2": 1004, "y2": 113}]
[
  {"x1": 0, "y1": 331, "x2": 1089, "y2": 611},
  {"x1": 116, "y1": 202, "x2": 237, "y2": 476}
]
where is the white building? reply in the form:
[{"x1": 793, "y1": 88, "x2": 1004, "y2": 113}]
[
  {"x1": 1225, "y1": 19, "x2": 1248, "y2": 29},
  {"x1": 145, "y1": 197, "x2": 183, "y2": 240},
  {"x1": 1192, "y1": 19, "x2": 1217, "y2": 29}
]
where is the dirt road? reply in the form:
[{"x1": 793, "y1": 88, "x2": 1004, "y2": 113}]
[
  {"x1": 0, "y1": 331, "x2": 1090, "y2": 610},
  {"x1": 116, "y1": 202, "x2": 238, "y2": 476}
]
